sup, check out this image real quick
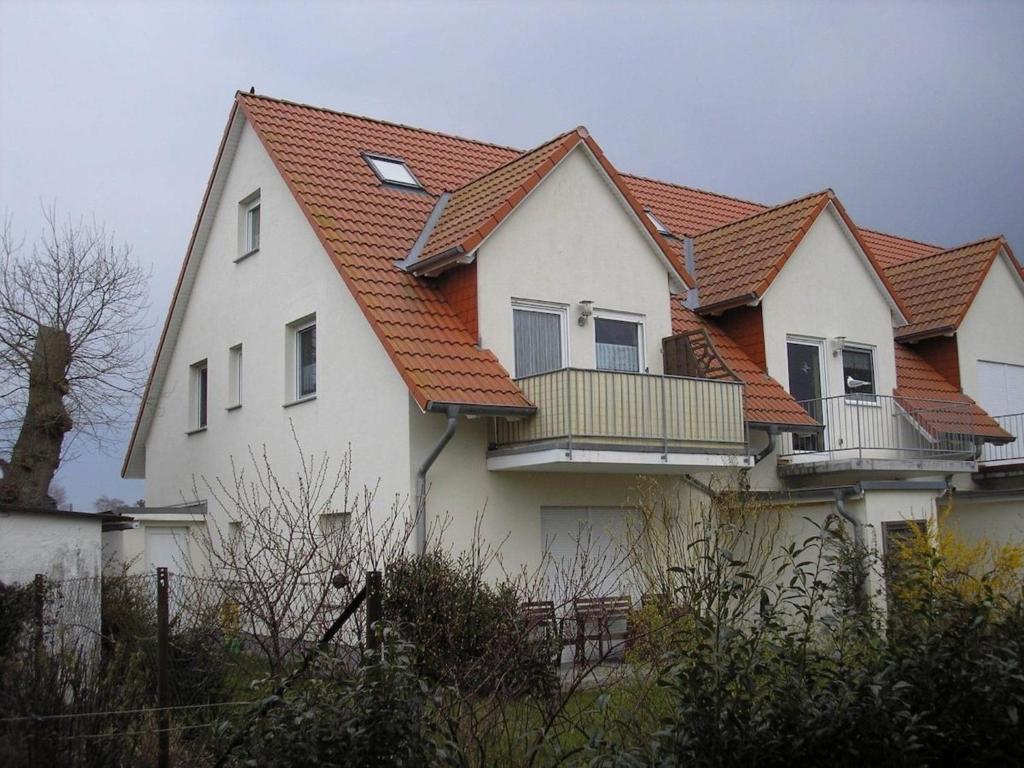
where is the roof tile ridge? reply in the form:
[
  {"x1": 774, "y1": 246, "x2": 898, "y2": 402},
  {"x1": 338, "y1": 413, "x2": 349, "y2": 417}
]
[
  {"x1": 621, "y1": 171, "x2": 770, "y2": 210},
  {"x1": 694, "y1": 189, "x2": 831, "y2": 239},
  {"x1": 441, "y1": 127, "x2": 582, "y2": 195},
  {"x1": 236, "y1": 90, "x2": 523, "y2": 154}
]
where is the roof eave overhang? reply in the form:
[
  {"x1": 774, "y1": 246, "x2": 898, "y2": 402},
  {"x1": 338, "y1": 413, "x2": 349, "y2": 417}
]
[
  {"x1": 425, "y1": 401, "x2": 537, "y2": 417},
  {"x1": 895, "y1": 325, "x2": 957, "y2": 343},
  {"x1": 695, "y1": 293, "x2": 761, "y2": 316}
]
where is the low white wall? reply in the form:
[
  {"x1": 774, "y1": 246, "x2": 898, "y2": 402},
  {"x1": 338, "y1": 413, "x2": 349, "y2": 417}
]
[{"x1": 0, "y1": 510, "x2": 103, "y2": 585}]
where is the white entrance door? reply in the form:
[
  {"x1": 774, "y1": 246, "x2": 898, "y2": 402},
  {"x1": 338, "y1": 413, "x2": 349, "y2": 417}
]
[{"x1": 977, "y1": 361, "x2": 1024, "y2": 462}]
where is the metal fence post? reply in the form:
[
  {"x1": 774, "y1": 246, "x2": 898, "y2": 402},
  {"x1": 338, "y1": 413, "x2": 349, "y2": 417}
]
[
  {"x1": 365, "y1": 570, "x2": 382, "y2": 653},
  {"x1": 156, "y1": 567, "x2": 170, "y2": 768}
]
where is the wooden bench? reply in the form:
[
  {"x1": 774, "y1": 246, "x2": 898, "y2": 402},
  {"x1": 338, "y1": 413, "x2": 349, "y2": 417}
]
[{"x1": 572, "y1": 595, "x2": 633, "y2": 664}]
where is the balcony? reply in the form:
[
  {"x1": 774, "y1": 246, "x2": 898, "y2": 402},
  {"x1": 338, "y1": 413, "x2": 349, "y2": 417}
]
[
  {"x1": 488, "y1": 368, "x2": 751, "y2": 473},
  {"x1": 978, "y1": 413, "x2": 1023, "y2": 471},
  {"x1": 777, "y1": 394, "x2": 983, "y2": 477}
]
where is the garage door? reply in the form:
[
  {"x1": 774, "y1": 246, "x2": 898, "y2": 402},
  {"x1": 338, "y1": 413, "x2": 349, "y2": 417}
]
[
  {"x1": 977, "y1": 361, "x2": 1024, "y2": 462},
  {"x1": 145, "y1": 526, "x2": 190, "y2": 574}
]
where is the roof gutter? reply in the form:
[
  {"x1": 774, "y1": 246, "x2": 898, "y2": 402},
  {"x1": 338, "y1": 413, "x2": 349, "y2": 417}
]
[
  {"x1": 895, "y1": 325, "x2": 957, "y2": 343},
  {"x1": 694, "y1": 292, "x2": 761, "y2": 316},
  {"x1": 425, "y1": 401, "x2": 536, "y2": 417},
  {"x1": 415, "y1": 405, "x2": 460, "y2": 555}
]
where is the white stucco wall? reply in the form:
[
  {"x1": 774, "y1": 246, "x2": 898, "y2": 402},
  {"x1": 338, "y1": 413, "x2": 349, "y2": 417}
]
[
  {"x1": 0, "y1": 510, "x2": 103, "y2": 585},
  {"x1": 760, "y1": 205, "x2": 899, "y2": 406},
  {"x1": 475, "y1": 146, "x2": 675, "y2": 377},
  {"x1": 956, "y1": 253, "x2": 1024, "y2": 400},
  {"x1": 945, "y1": 496, "x2": 1024, "y2": 545},
  {"x1": 141, "y1": 120, "x2": 412, "y2": 535}
]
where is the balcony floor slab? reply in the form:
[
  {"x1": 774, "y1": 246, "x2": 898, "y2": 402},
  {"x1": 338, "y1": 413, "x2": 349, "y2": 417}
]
[
  {"x1": 487, "y1": 447, "x2": 753, "y2": 474},
  {"x1": 777, "y1": 457, "x2": 976, "y2": 479}
]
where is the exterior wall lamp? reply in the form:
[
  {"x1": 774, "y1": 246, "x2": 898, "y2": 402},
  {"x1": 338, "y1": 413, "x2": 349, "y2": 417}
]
[
  {"x1": 830, "y1": 336, "x2": 847, "y2": 357},
  {"x1": 577, "y1": 300, "x2": 594, "y2": 327}
]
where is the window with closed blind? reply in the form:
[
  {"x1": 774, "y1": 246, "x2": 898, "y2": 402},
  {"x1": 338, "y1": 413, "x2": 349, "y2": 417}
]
[{"x1": 513, "y1": 303, "x2": 566, "y2": 378}]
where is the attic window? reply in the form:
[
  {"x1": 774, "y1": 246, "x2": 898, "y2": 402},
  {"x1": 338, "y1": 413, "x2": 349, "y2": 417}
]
[
  {"x1": 364, "y1": 154, "x2": 422, "y2": 189},
  {"x1": 645, "y1": 209, "x2": 670, "y2": 236}
]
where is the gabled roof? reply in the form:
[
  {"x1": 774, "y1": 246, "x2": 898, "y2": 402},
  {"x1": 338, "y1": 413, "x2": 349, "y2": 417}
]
[
  {"x1": 403, "y1": 128, "x2": 692, "y2": 285},
  {"x1": 621, "y1": 174, "x2": 767, "y2": 235},
  {"x1": 894, "y1": 344, "x2": 1013, "y2": 442},
  {"x1": 671, "y1": 300, "x2": 819, "y2": 431},
  {"x1": 237, "y1": 93, "x2": 535, "y2": 414},
  {"x1": 887, "y1": 237, "x2": 1020, "y2": 341},
  {"x1": 690, "y1": 189, "x2": 912, "y2": 321}
]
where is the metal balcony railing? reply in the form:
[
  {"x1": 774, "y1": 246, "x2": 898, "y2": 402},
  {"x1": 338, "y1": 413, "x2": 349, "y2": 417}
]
[
  {"x1": 777, "y1": 394, "x2": 981, "y2": 462},
  {"x1": 490, "y1": 368, "x2": 747, "y2": 455},
  {"x1": 981, "y1": 413, "x2": 1023, "y2": 465}
]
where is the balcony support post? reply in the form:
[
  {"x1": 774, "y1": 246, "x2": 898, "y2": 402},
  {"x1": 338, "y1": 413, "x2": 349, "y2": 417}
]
[{"x1": 661, "y1": 374, "x2": 669, "y2": 461}]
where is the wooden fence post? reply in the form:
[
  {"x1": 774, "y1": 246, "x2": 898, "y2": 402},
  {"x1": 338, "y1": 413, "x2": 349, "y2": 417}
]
[
  {"x1": 156, "y1": 567, "x2": 170, "y2": 768},
  {"x1": 366, "y1": 570, "x2": 382, "y2": 653}
]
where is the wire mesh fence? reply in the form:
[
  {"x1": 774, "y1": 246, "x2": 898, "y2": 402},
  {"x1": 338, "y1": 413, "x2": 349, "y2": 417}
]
[{"x1": 0, "y1": 568, "x2": 322, "y2": 767}]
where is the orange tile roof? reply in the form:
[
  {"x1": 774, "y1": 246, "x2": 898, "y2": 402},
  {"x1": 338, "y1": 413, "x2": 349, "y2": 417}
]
[
  {"x1": 688, "y1": 190, "x2": 912, "y2": 320},
  {"x1": 413, "y1": 128, "x2": 692, "y2": 283},
  {"x1": 238, "y1": 93, "x2": 532, "y2": 412},
  {"x1": 671, "y1": 300, "x2": 819, "y2": 430},
  {"x1": 895, "y1": 344, "x2": 1013, "y2": 441},
  {"x1": 621, "y1": 174, "x2": 767, "y2": 235},
  {"x1": 887, "y1": 237, "x2": 1007, "y2": 341},
  {"x1": 859, "y1": 229, "x2": 943, "y2": 268},
  {"x1": 132, "y1": 90, "x2": 1017, "y2": 453}
]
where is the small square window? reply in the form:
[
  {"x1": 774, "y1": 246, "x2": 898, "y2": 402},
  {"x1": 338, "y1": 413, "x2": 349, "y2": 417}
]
[
  {"x1": 190, "y1": 360, "x2": 208, "y2": 430},
  {"x1": 842, "y1": 347, "x2": 876, "y2": 402},
  {"x1": 364, "y1": 154, "x2": 422, "y2": 189},
  {"x1": 296, "y1": 322, "x2": 316, "y2": 398}
]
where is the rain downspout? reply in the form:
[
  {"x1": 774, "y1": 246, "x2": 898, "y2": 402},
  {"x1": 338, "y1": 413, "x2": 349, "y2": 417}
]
[{"x1": 415, "y1": 405, "x2": 459, "y2": 555}]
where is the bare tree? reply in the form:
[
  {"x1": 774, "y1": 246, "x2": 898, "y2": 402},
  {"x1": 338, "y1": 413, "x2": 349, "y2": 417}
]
[
  {"x1": 186, "y1": 431, "x2": 412, "y2": 674},
  {"x1": 93, "y1": 495, "x2": 126, "y2": 512},
  {"x1": 0, "y1": 205, "x2": 149, "y2": 507}
]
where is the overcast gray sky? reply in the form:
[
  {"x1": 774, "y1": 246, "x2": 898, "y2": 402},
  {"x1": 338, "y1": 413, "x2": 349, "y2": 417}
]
[{"x1": 2, "y1": 0, "x2": 1022, "y2": 510}]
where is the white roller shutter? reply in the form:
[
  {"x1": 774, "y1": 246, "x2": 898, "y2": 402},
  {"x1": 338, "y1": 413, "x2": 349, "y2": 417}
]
[{"x1": 977, "y1": 361, "x2": 1024, "y2": 462}]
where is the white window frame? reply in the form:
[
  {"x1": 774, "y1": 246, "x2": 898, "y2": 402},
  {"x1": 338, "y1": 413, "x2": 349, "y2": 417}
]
[
  {"x1": 841, "y1": 343, "x2": 879, "y2": 406},
  {"x1": 645, "y1": 209, "x2": 670, "y2": 236},
  {"x1": 363, "y1": 153, "x2": 423, "y2": 190},
  {"x1": 785, "y1": 335, "x2": 828, "y2": 454},
  {"x1": 189, "y1": 359, "x2": 208, "y2": 432},
  {"x1": 294, "y1": 318, "x2": 317, "y2": 401},
  {"x1": 238, "y1": 190, "x2": 261, "y2": 260},
  {"x1": 227, "y1": 344, "x2": 243, "y2": 410},
  {"x1": 593, "y1": 308, "x2": 646, "y2": 373},
  {"x1": 511, "y1": 299, "x2": 569, "y2": 378}
]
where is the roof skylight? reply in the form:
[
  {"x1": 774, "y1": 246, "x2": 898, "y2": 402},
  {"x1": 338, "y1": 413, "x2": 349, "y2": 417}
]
[
  {"x1": 365, "y1": 154, "x2": 422, "y2": 189},
  {"x1": 645, "y1": 209, "x2": 671, "y2": 236}
]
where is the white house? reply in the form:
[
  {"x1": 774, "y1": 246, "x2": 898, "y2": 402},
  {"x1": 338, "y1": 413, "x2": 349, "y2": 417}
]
[{"x1": 118, "y1": 91, "x2": 1024, "y2": 590}]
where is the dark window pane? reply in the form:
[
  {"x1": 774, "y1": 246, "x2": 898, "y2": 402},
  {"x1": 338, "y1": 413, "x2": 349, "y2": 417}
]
[
  {"x1": 787, "y1": 342, "x2": 823, "y2": 451},
  {"x1": 842, "y1": 348, "x2": 875, "y2": 398},
  {"x1": 595, "y1": 318, "x2": 640, "y2": 372},
  {"x1": 198, "y1": 366, "x2": 208, "y2": 428},
  {"x1": 298, "y1": 325, "x2": 316, "y2": 396},
  {"x1": 514, "y1": 309, "x2": 562, "y2": 377}
]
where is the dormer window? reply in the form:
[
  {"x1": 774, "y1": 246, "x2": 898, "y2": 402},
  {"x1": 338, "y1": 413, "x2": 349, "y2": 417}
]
[
  {"x1": 645, "y1": 209, "x2": 670, "y2": 236},
  {"x1": 364, "y1": 154, "x2": 423, "y2": 190}
]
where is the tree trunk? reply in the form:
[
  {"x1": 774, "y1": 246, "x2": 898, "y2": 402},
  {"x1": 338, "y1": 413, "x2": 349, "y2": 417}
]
[{"x1": 0, "y1": 326, "x2": 73, "y2": 507}]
